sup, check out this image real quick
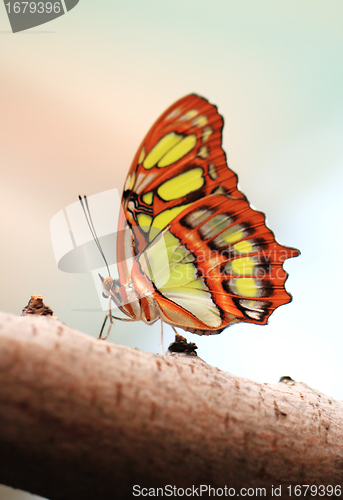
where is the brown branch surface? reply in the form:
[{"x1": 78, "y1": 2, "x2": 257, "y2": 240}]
[{"x1": 0, "y1": 311, "x2": 342, "y2": 500}]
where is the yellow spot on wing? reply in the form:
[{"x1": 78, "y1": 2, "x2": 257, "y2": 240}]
[
  {"x1": 193, "y1": 115, "x2": 208, "y2": 127},
  {"x1": 230, "y1": 257, "x2": 255, "y2": 275},
  {"x1": 138, "y1": 147, "x2": 145, "y2": 164},
  {"x1": 143, "y1": 133, "x2": 183, "y2": 169},
  {"x1": 180, "y1": 109, "x2": 198, "y2": 120},
  {"x1": 157, "y1": 168, "x2": 204, "y2": 201},
  {"x1": 157, "y1": 135, "x2": 197, "y2": 167},
  {"x1": 234, "y1": 240, "x2": 253, "y2": 254},
  {"x1": 235, "y1": 278, "x2": 258, "y2": 297},
  {"x1": 149, "y1": 204, "x2": 191, "y2": 241},
  {"x1": 137, "y1": 213, "x2": 153, "y2": 233},
  {"x1": 142, "y1": 191, "x2": 153, "y2": 205},
  {"x1": 213, "y1": 225, "x2": 244, "y2": 247},
  {"x1": 202, "y1": 126, "x2": 213, "y2": 142},
  {"x1": 198, "y1": 146, "x2": 209, "y2": 159},
  {"x1": 222, "y1": 226, "x2": 244, "y2": 243},
  {"x1": 213, "y1": 186, "x2": 227, "y2": 195},
  {"x1": 208, "y1": 163, "x2": 218, "y2": 180}
]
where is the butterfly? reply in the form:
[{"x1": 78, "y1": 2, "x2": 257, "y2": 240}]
[{"x1": 100, "y1": 94, "x2": 299, "y2": 336}]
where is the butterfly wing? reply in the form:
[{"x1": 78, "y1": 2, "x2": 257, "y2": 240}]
[
  {"x1": 117, "y1": 94, "x2": 245, "y2": 283},
  {"x1": 135, "y1": 194, "x2": 299, "y2": 334},
  {"x1": 116, "y1": 94, "x2": 299, "y2": 332}
]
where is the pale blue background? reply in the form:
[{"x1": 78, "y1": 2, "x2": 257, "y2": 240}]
[{"x1": 1, "y1": 1, "x2": 343, "y2": 498}]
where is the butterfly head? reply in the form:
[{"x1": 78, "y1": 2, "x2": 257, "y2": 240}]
[{"x1": 99, "y1": 273, "x2": 124, "y2": 307}]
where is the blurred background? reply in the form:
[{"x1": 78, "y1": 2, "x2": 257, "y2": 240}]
[{"x1": 1, "y1": 1, "x2": 343, "y2": 498}]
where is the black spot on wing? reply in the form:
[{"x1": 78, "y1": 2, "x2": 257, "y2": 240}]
[{"x1": 232, "y1": 297, "x2": 272, "y2": 322}]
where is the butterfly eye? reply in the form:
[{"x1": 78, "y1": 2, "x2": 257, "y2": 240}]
[{"x1": 102, "y1": 277, "x2": 113, "y2": 291}]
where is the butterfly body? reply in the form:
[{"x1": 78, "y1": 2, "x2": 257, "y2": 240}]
[{"x1": 103, "y1": 94, "x2": 299, "y2": 336}]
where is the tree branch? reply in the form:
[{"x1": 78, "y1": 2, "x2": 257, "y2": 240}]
[{"x1": 0, "y1": 311, "x2": 342, "y2": 499}]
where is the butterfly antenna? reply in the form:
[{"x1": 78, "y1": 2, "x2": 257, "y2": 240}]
[{"x1": 78, "y1": 195, "x2": 111, "y2": 277}]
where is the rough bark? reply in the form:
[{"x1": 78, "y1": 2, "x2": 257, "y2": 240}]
[{"x1": 0, "y1": 311, "x2": 342, "y2": 500}]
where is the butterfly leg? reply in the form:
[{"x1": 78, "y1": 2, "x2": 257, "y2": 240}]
[
  {"x1": 101, "y1": 298, "x2": 114, "y2": 340},
  {"x1": 171, "y1": 325, "x2": 179, "y2": 336},
  {"x1": 99, "y1": 298, "x2": 114, "y2": 340},
  {"x1": 99, "y1": 313, "x2": 135, "y2": 340},
  {"x1": 99, "y1": 313, "x2": 113, "y2": 341}
]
